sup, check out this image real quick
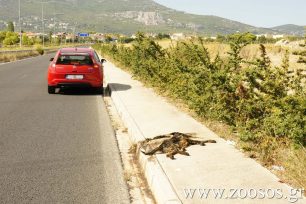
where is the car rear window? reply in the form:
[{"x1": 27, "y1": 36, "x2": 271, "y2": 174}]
[{"x1": 56, "y1": 55, "x2": 93, "y2": 65}]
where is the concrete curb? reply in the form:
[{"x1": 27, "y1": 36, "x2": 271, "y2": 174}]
[{"x1": 105, "y1": 82, "x2": 182, "y2": 204}]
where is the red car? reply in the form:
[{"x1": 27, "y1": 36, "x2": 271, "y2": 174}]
[{"x1": 47, "y1": 47, "x2": 105, "y2": 94}]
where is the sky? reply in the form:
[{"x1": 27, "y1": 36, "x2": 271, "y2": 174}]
[{"x1": 153, "y1": 0, "x2": 306, "y2": 28}]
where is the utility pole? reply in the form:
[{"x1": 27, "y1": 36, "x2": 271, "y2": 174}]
[
  {"x1": 60, "y1": 24, "x2": 62, "y2": 45},
  {"x1": 53, "y1": 13, "x2": 64, "y2": 45},
  {"x1": 73, "y1": 22, "x2": 77, "y2": 44},
  {"x1": 19, "y1": 0, "x2": 22, "y2": 47},
  {"x1": 53, "y1": 14, "x2": 55, "y2": 45},
  {"x1": 41, "y1": 0, "x2": 45, "y2": 48},
  {"x1": 41, "y1": 0, "x2": 52, "y2": 48},
  {"x1": 31, "y1": 0, "x2": 56, "y2": 47}
]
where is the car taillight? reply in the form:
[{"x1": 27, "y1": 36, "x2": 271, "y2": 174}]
[
  {"x1": 49, "y1": 63, "x2": 56, "y2": 72},
  {"x1": 93, "y1": 64, "x2": 99, "y2": 69}
]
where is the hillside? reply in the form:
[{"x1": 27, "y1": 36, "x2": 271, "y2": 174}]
[
  {"x1": 0, "y1": 0, "x2": 300, "y2": 35},
  {"x1": 271, "y1": 24, "x2": 305, "y2": 36}
]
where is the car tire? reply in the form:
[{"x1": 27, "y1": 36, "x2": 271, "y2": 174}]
[
  {"x1": 94, "y1": 86, "x2": 104, "y2": 95},
  {"x1": 48, "y1": 86, "x2": 56, "y2": 94}
]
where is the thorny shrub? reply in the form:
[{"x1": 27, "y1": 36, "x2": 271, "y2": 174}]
[{"x1": 93, "y1": 32, "x2": 305, "y2": 147}]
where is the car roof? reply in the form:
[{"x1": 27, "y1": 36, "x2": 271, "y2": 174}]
[{"x1": 59, "y1": 47, "x2": 93, "y2": 55}]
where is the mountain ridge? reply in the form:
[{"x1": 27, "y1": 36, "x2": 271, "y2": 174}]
[
  {"x1": 270, "y1": 24, "x2": 305, "y2": 36},
  {"x1": 0, "y1": 0, "x2": 304, "y2": 35}
]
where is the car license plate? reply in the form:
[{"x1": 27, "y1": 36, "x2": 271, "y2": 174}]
[{"x1": 66, "y1": 75, "x2": 84, "y2": 80}]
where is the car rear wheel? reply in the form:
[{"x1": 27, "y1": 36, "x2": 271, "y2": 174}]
[{"x1": 48, "y1": 86, "x2": 56, "y2": 94}]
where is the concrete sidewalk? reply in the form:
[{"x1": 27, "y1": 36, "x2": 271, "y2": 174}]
[{"x1": 103, "y1": 61, "x2": 304, "y2": 204}]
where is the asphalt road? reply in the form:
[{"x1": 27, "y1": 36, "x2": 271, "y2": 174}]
[{"x1": 0, "y1": 54, "x2": 130, "y2": 203}]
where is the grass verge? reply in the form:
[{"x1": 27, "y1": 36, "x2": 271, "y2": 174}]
[{"x1": 0, "y1": 51, "x2": 40, "y2": 63}]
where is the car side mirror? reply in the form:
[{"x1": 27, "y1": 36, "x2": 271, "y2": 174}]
[
  {"x1": 50, "y1": 58, "x2": 54, "y2": 61},
  {"x1": 101, "y1": 59, "x2": 106, "y2": 63}
]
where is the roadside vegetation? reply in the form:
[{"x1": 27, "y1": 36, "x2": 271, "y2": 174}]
[
  {"x1": 0, "y1": 50, "x2": 40, "y2": 63},
  {"x1": 0, "y1": 22, "x2": 85, "y2": 63},
  {"x1": 156, "y1": 41, "x2": 304, "y2": 69},
  {"x1": 0, "y1": 35, "x2": 84, "y2": 63},
  {"x1": 93, "y1": 32, "x2": 306, "y2": 190},
  {"x1": 0, "y1": 43, "x2": 84, "y2": 63}
]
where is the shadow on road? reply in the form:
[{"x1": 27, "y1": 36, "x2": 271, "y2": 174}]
[
  {"x1": 105, "y1": 83, "x2": 132, "y2": 96},
  {"x1": 54, "y1": 83, "x2": 131, "y2": 96},
  {"x1": 57, "y1": 87, "x2": 102, "y2": 96}
]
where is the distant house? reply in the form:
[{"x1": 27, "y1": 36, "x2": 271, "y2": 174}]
[
  {"x1": 65, "y1": 34, "x2": 76, "y2": 41},
  {"x1": 25, "y1": 32, "x2": 43, "y2": 38},
  {"x1": 272, "y1": 34, "x2": 284, "y2": 39},
  {"x1": 91, "y1": 33, "x2": 106, "y2": 42},
  {"x1": 256, "y1": 34, "x2": 269, "y2": 38},
  {"x1": 52, "y1": 32, "x2": 66, "y2": 39},
  {"x1": 170, "y1": 33, "x2": 186, "y2": 40},
  {"x1": 146, "y1": 33, "x2": 157, "y2": 38}
]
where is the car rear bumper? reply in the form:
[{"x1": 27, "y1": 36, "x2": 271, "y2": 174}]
[
  {"x1": 48, "y1": 73, "x2": 103, "y2": 88},
  {"x1": 55, "y1": 82, "x2": 92, "y2": 88}
]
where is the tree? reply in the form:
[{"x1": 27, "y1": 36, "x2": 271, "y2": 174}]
[
  {"x1": 48, "y1": 31, "x2": 53, "y2": 43},
  {"x1": 33, "y1": 37, "x2": 42, "y2": 44},
  {"x1": 105, "y1": 35, "x2": 113, "y2": 43},
  {"x1": 216, "y1": 34, "x2": 226, "y2": 43},
  {"x1": 257, "y1": 35, "x2": 267, "y2": 44},
  {"x1": 243, "y1": 32, "x2": 257, "y2": 43},
  {"x1": 7, "y1": 21, "x2": 14, "y2": 32},
  {"x1": 228, "y1": 32, "x2": 256, "y2": 44},
  {"x1": 227, "y1": 34, "x2": 249, "y2": 71},
  {"x1": 156, "y1": 33, "x2": 170, "y2": 40},
  {"x1": 0, "y1": 31, "x2": 7, "y2": 43},
  {"x1": 118, "y1": 36, "x2": 134, "y2": 44},
  {"x1": 22, "y1": 35, "x2": 34, "y2": 46},
  {"x1": 54, "y1": 37, "x2": 60, "y2": 45},
  {"x1": 3, "y1": 32, "x2": 19, "y2": 45},
  {"x1": 296, "y1": 30, "x2": 306, "y2": 64}
]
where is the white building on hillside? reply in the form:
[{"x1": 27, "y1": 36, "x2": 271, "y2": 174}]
[
  {"x1": 170, "y1": 33, "x2": 186, "y2": 41},
  {"x1": 272, "y1": 34, "x2": 284, "y2": 39}
]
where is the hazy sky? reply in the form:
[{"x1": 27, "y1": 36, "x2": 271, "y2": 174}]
[{"x1": 153, "y1": 0, "x2": 306, "y2": 28}]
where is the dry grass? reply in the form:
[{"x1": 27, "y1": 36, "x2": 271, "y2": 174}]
[
  {"x1": 123, "y1": 170, "x2": 133, "y2": 182},
  {"x1": 128, "y1": 143, "x2": 137, "y2": 154},
  {"x1": 203, "y1": 119, "x2": 306, "y2": 191},
  {"x1": 155, "y1": 40, "x2": 306, "y2": 71},
  {"x1": 156, "y1": 39, "x2": 174, "y2": 49},
  {"x1": 278, "y1": 146, "x2": 306, "y2": 188},
  {"x1": 0, "y1": 51, "x2": 40, "y2": 63},
  {"x1": 0, "y1": 43, "x2": 85, "y2": 63},
  {"x1": 236, "y1": 135, "x2": 306, "y2": 191},
  {"x1": 0, "y1": 43, "x2": 84, "y2": 51}
]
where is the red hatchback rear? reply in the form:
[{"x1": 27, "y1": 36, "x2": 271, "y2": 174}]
[{"x1": 47, "y1": 47, "x2": 105, "y2": 94}]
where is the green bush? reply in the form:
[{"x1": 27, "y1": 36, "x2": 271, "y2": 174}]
[
  {"x1": 3, "y1": 32, "x2": 19, "y2": 45},
  {"x1": 35, "y1": 45, "x2": 44, "y2": 55},
  {"x1": 22, "y1": 35, "x2": 34, "y2": 46},
  {"x1": 93, "y1": 33, "x2": 306, "y2": 147},
  {"x1": 0, "y1": 31, "x2": 7, "y2": 43}
]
